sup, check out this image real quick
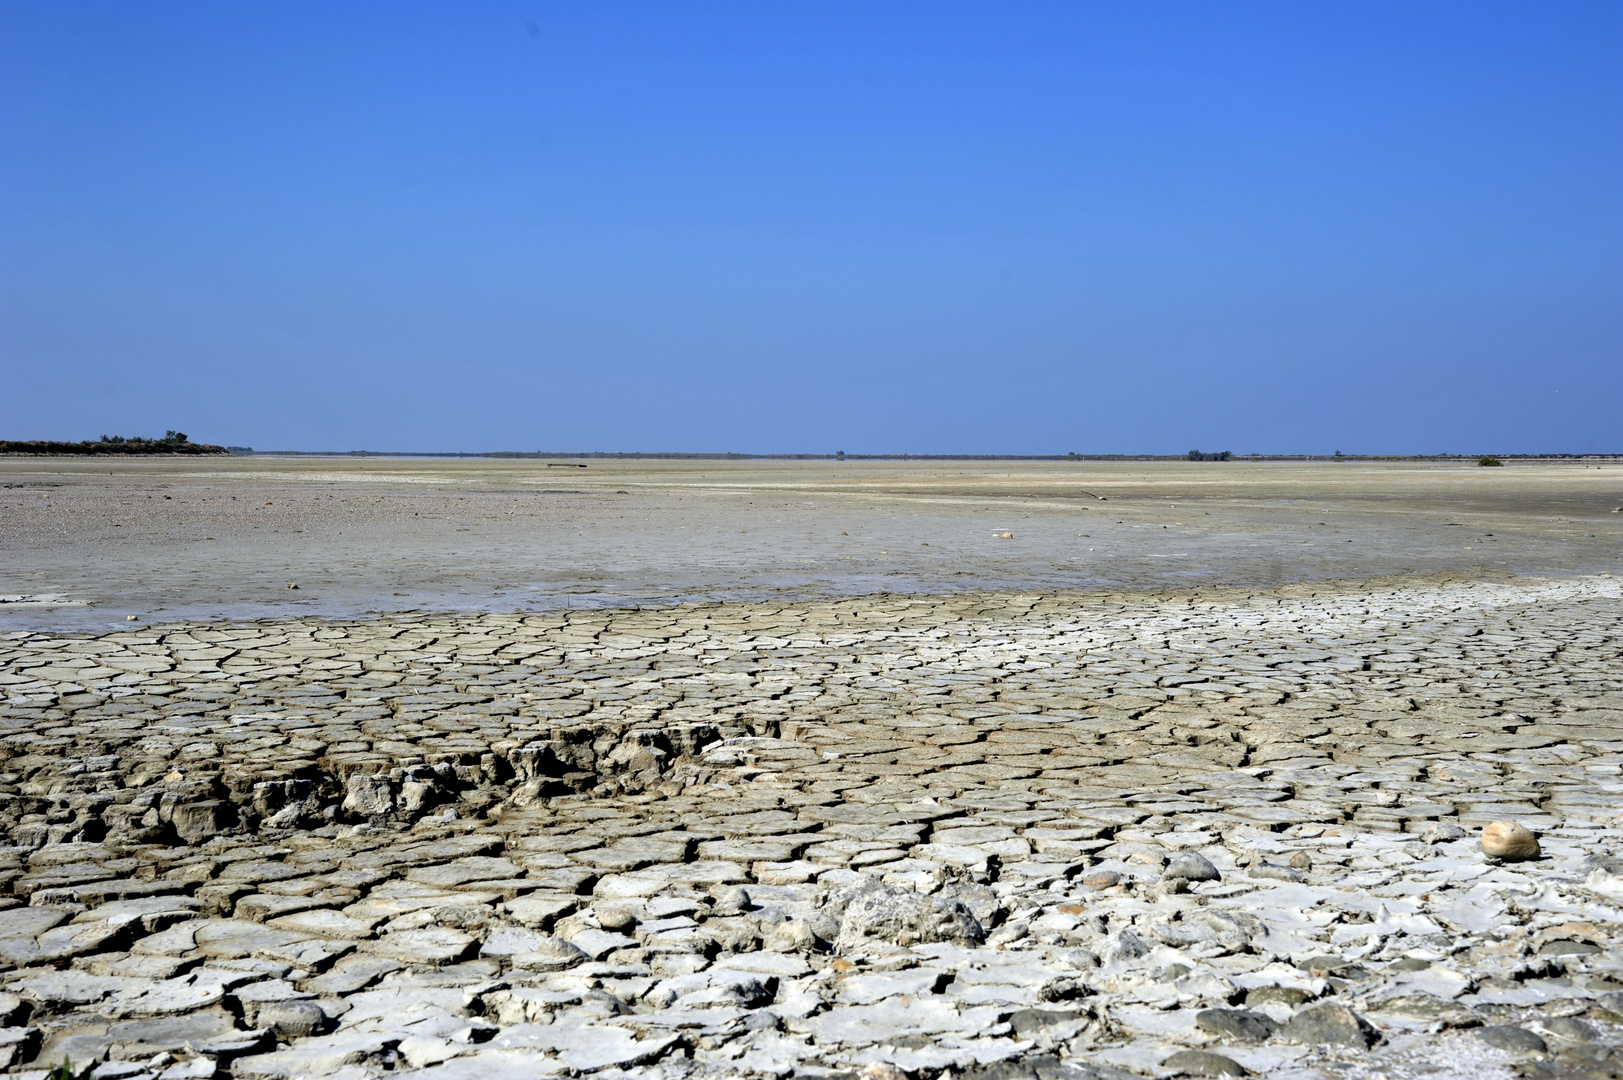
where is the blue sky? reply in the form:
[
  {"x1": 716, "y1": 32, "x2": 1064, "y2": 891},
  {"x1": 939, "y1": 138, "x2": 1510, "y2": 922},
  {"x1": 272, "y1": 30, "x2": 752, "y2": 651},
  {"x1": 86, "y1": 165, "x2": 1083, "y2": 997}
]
[{"x1": 3, "y1": 2, "x2": 1619, "y2": 453}]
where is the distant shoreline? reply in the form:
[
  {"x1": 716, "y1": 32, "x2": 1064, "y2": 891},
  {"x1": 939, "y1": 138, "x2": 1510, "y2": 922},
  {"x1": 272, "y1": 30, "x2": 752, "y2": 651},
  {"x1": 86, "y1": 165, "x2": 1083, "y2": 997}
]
[{"x1": 0, "y1": 438, "x2": 228, "y2": 456}]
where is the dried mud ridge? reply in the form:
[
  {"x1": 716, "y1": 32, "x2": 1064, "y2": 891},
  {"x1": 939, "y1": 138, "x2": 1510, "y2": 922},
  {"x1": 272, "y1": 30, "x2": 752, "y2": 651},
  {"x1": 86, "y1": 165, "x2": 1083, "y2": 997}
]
[{"x1": 0, "y1": 576, "x2": 1619, "y2": 1080}]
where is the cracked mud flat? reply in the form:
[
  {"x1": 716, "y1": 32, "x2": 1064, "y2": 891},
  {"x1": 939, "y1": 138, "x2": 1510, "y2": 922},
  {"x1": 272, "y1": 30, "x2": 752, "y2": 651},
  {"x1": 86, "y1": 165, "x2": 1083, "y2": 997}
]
[{"x1": 0, "y1": 573, "x2": 1620, "y2": 1080}]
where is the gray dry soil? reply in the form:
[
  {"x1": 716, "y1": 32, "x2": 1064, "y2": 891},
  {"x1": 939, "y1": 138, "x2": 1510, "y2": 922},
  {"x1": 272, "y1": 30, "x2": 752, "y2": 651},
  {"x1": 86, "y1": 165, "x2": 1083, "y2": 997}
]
[{"x1": 0, "y1": 457, "x2": 1620, "y2": 1080}]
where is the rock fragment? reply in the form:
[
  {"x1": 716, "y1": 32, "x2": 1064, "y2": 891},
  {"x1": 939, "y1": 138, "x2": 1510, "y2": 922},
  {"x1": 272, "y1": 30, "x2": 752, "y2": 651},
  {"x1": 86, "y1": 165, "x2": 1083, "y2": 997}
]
[
  {"x1": 1163, "y1": 1049, "x2": 1249, "y2": 1076},
  {"x1": 1422, "y1": 822, "x2": 1466, "y2": 843},
  {"x1": 1280, "y1": 1004, "x2": 1381, "y2": 1048},
  {"x1": 1542, "y1": 1016, "x2": 1597, "y2": 1042},
  {"x1": 1163, "y1": 851, "x2": 1221, "y2": 884},
  {"x1": 256, "y1": 998, "x2": 329, "y2": 1037},
  {"x1": 1480, "y1": 821, "x2": 1540, "y2": 861},
  {"x1": 829, "y1": 878, "x2": 984, "y2": 950},
  {"x1": 1195, "y1": 1008, "x2": 1279, "y2": 1043},
  {"x1": 1246, "y1": 986, "x2": 1312, "y2": 1009},
  {"x1": 1476, "y1": 1025, "x2": 1548, "y2": 1053}
]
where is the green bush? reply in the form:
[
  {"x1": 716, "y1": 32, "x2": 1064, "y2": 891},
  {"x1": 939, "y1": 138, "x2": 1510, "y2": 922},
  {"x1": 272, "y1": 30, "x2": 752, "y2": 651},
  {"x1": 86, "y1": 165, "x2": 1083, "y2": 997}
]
[{"x1": 1478, "y1": 456, "x2": 1503, "y2": 467}]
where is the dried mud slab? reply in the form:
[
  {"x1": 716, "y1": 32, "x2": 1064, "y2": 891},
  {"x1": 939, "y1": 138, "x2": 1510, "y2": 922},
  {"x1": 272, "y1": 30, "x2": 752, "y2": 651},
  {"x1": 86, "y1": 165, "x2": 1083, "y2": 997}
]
[{"x1": 0, "y1": 574, "x2": 1618, "y2": 1079}]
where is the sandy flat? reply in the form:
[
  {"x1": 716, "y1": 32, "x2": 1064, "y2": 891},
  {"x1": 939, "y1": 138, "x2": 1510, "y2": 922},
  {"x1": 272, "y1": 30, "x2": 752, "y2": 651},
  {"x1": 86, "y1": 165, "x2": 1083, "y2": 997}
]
[{"x1": 2, "y1": 456, "x2": 1618, "y2": 628}]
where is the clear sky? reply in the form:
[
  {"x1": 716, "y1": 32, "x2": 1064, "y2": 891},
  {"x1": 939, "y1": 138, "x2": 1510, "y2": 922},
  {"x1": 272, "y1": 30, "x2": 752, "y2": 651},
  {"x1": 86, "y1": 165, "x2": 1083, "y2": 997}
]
[{"x1": 3, "y1": 2, "x2": 1619, "y2": 454}]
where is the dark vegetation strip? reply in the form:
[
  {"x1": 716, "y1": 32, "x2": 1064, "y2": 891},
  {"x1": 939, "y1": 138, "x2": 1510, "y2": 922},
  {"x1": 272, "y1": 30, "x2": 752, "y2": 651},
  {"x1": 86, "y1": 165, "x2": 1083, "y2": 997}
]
[{"x1": 0, "y1": 432, "x2": 228, "y2": 456}]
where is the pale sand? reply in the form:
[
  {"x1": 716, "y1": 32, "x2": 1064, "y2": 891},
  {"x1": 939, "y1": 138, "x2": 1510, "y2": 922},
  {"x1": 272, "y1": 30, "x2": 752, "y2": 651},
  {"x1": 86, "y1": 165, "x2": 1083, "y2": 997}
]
[{"x1": 2, "y1": 457, "x2": 1618, "y2": 628}]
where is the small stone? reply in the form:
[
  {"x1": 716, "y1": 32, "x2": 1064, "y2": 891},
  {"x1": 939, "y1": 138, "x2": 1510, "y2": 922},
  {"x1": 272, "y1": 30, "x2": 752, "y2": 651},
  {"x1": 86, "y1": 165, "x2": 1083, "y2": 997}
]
[
  {"x1": 1280, "y1": 1004, "x2": 1381, "y2": 1048},
  {"x1": 1080, "y1": 870, "x2": 1120, "y2": 890},
  {"x1": 1114, "y1": 930, "x2": 1149, "y2": 960},
  {"x1": 1163, "y1": 851, "x2": 1221, "y2": 884},
  {"x1": 1288, "y1": 851, "x2": 1312, "y2": 871},
  {"x1": 1423, "y1": 823, "x2": 1467, "y2": 844},
  {"x1": 256, "y1": 999, "x2": 328, "y2": 1038},
  {"x1": 1195, "y1": 1008, "x2": 1279, "y2": 1044},
  {"x1": 1476, "y1": 1025, "x2": 1547, "y2": 1053},
  {"x1": 711, "y1": 885, "x2": 751, "y2": 915},
  {"x1": 833, "y1": 880, "x2": 983, "y2": 950},
  {"x1": 1163, "y1": 1049, "x2": 1249, "y2": 1076},
  {"x1": 1537, "y1": 939, "x2": 1600, "y2": 956},
  {"x1": 1542, "y1": 1016, "x2": 1597, "y2": 1042},
  {"x1": 1039, "y1": 977, "x2": 1089, "y2": 1001},
  {"x1": 1480, "y1": 821, "x2": 1540, "y2": 861},
  {"x1": 1246, "y1": 986, "x2": 1312, "y2": 1009},
  {"x1": 595, "y1": 906, "x2": 637, "y2": 932},
  {"x1": 765, "y1": 919, "x2": 817, "y2": 953},
  {"x1": 860, "y1": 1064, "x2": 910, "y2": 1080},
  {"x1": 126, "y1": 615, "x2": 139, "y2": 621}
]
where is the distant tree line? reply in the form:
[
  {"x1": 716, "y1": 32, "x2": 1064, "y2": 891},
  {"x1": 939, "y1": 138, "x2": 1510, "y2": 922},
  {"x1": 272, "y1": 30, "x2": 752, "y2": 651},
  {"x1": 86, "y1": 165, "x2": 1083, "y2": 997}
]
[
  {"x1": 1187, "y1": 450, "x2": 1233, "y2": 461},
  {"x1": 0, "y1": 431, "x2": 228, "y2": 455}
]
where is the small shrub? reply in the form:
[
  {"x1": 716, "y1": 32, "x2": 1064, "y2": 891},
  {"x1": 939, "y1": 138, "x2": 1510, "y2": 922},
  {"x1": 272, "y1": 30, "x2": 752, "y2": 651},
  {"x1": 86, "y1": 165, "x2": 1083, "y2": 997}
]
[{"x1": 1478, "y1": 456, "x2": 1503, "y2": 467}]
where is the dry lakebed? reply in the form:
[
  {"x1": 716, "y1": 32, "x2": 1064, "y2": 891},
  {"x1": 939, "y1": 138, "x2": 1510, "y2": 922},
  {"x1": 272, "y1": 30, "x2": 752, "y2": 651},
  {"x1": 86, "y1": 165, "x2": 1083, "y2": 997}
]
[{"x1": 0, "y1": 457, "x2": 1619, "y2": 1080}]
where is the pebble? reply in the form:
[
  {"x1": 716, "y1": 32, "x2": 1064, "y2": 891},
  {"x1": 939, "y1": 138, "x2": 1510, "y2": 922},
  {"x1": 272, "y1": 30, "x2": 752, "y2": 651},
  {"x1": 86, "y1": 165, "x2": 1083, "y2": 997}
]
[
  {"x1": 1280, "y1": 1004, "x2": 1381, "y2": 1048},
  {"x1": 1481, "y1": 820, "x2": 1541, "y2": 861},
  {"x1": 1422, "y1": 822, "x2": 1467, "y2": 844},
  {"x1": 1476, "y1": 1025, "x2": 1548, "y2": 1053},
  {"x1": 1163, "y1": 1049, "x2": 1250, "y2": 1076},
  {"x1": 1543, "y1": 1016, "x2": 1598, "y2": 1042},
  {"x1": 1163, "y1": 851, "x2": 1221, "y2": 883},
  {"x1": 1246, "y1": 986, "x2": 1312, "y2": 1009},
  {"x1": 860, "y1": 1064, "x2": 909, "y2": 1080},
  {"x1": 1195, "y1": 1008, "x2": 1279, "y2": 1043}
]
